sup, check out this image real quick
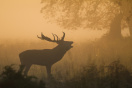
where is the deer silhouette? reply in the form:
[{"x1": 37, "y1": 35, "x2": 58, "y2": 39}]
[{"x1": 19, "y1": 32, "x2": 73, "y2": 77}]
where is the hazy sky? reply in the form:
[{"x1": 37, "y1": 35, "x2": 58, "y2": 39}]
[
  {"x1": 0, "y1": 0, "x2": 107, "y2": 42},
  {"x1": 0, "y1": 0, "x2": 47, "y2": 39}
]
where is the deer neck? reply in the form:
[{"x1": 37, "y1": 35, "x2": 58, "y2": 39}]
[{"x1": 53, "y1": 45, "x2": 67, "y2": 54}]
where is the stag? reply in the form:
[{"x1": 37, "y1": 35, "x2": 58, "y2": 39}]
[{"x1": 19, "y1": 32, "x2": 73, "y2": 77}]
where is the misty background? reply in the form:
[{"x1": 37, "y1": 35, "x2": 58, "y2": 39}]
[{"x1": 0, "y1": 0, "x2": 132, "y2": 80}]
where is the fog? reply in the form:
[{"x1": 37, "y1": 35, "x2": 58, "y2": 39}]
[
  {"x1": 0, "y1": 0, "x2": 132, "y2": 80},
  {"x1": 0, "y1": 31, "x2": 132, "y2": 79}
]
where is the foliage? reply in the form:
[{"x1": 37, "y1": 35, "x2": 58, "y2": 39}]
[
  {"x1": 0, "y1": 65, "x2": 45, "y2": 88},
  {"x1": 64, "y1": 60, "x2": 132, "y2": 88},
  {"x1": 0, "y1": 61, "x2": 132, "y2": 88},
  {"x1": 41, "y1": 0, "x2": 132, "y2": 30}
]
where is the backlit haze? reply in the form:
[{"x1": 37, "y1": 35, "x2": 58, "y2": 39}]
[
  {"x1": 0, "y1": 0, "x2": 111, "y2": 43},
  {"x1": 0, "y1": 0, "x2": 132, "y2": 80}
]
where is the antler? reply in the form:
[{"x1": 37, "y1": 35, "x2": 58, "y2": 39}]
[
  {"x1": 37, "y1": 32, "x2": 65, "y2": 43},
  {"x1": 60, "y1": 32, "x2": 65, "y2": 41}
]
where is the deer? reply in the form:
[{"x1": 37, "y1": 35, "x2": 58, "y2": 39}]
[{"x1": 19, "y1": 32, "x2": 73, "y2": 77}]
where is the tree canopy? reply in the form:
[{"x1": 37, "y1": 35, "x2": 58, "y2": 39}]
[{"x1": 41, "y1": 0, "x2": 132, "y2": 31}]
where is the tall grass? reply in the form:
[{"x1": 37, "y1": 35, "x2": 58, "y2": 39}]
[
  {"x1": 0, "y1": 37, "x2": 132, "y2": 87},
  {"x1": 61, "y1": 60, "x2": 132, "y2": 88}
]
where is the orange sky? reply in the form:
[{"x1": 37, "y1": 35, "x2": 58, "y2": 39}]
[
  {"x1": 0, "y1": 0, "x2": 106, "y2": 42},
  {"x1": 0, "y1": 0, "x2": 45, "y2": 39},
  {"x1": 3, "y1": 0, "x2": 131, "y2": 43}
]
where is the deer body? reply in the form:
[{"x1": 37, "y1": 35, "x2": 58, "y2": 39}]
[
  {"x1": 19, "y1": 32, "x2": 73, "y2": 77},
  {"x1": 20, "y1": 46, "x2": 70, "y2": 66}
]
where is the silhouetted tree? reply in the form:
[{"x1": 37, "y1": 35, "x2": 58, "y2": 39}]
[{"x1": 41, "y1": 0, "x2": 132, "y2": 38}]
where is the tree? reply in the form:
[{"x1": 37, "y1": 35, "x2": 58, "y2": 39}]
[{"x1": 41, "y1": 0, "x2": 132, "y2": 38}]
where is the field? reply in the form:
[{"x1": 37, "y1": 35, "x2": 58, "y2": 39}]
[{"x1": 0, "y1": 36, "x2": 132, "y2": 88}]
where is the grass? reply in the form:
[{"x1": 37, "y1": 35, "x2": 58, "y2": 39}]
[
  {"x1": 64, "y1": 60, "x2": 132, "y2": 88},
  {"x1": 0, "y1": 60, "x2": 132, "y2": 88},
  {"x1": 0, "y1": 38, "x2": 132, "y2": 88}
]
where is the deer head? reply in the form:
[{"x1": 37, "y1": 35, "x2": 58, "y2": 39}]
[{"x1": 37, "y1": 32, "x2": 73, "y2": 50}]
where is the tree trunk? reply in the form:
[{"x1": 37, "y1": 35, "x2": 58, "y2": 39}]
[
  {"x1": 126, "y1": 16, "x2": 132, "y2": 38},
  {"x1": 108, "y1": 13, "x2": 123, "y2": 39}
]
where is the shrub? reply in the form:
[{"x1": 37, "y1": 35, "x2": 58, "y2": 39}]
[
  {"x1": 0, "y1": 65, "x2": 45, "y2": 88},
  {"x1": 65, "y1": 60, "x2": 132, "y2": 88}
]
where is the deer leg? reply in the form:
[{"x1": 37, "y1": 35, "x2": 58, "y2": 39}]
[
  {"x1": 46, "y1": 65, "x2": 52, "y2": 78},
  {"x1": 24, "y1": 64, "x2": 31, "y2": 76}
]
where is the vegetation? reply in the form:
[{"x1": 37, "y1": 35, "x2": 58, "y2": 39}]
[
  {"x1": 41, "y1": 0, "x2": 132, "y2": 30},
  {"x1": 0, "y1": 60, "x2": 132, "y2": 88},
  {"x1": 0, "y1": 65, "x2": 45, "y2": 88},
  {"x1": 64, "y1": 60, "x2": 132, "y2": 88}
]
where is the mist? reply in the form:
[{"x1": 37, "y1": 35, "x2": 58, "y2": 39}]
[{"x1": 0, "y1": 1, "x2": 132, "y2": 88}]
